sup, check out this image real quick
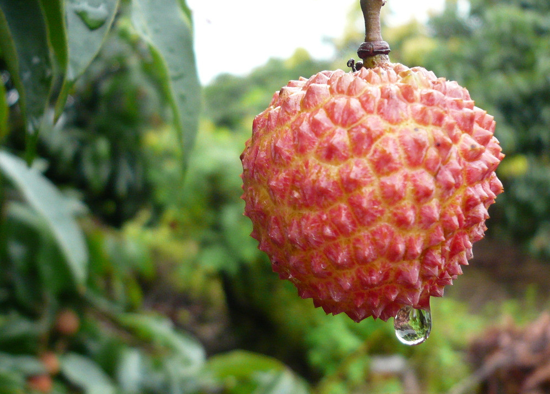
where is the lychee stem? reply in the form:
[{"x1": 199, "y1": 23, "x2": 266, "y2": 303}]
[{"x1": 358, "y1": 0, "x2": 391, "y2": 68}]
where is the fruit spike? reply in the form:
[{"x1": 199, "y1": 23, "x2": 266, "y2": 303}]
[{"x1": 240, "y1": 0, "x2": 503, "y2": 323}]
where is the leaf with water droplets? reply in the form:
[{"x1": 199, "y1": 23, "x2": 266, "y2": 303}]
[
  {"x1": 74, "y1": 3, "x2": 109, "y2": 30},
  {"x1": 131, "y1": 0, "x2": 201, "y2": 171},
  {"x1": 394, "y1": 305, "x2": 432, "y2": 346},
  {"x1": 0, "y1": 0, "x2": 53, "y2": 145},
  {"x1": 54, "y1": 0, "x2": 118, "y2": 120},
  {"x1": 65, "y1": 0, "x2": 119, "y2": 80}
]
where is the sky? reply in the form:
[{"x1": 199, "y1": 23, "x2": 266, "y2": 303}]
[{"x1": 187, "y1": 0, "x2": 447, "y2": 85}]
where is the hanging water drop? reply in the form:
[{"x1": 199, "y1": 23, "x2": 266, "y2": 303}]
[
  {"x1": 74, "y1": 3, "x2": 109, "y2": 30},
  {"x1": 394, "y1": 305, "x2": 431, "y2": 346}
]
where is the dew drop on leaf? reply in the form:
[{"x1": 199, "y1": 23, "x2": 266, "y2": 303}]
[
  {"x1": 394, "y1": 305, "x2": 431, "y2": 346},
  {"x1": 74, "y1": 3, "x2": 109, "y2": 30}
]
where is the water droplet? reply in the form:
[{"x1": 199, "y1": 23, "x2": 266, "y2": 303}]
[
  {"x1": 74, "y1": 3, "x2": 109, "y2": 30},
  {"x1": 394, "y1": 305, "x2": 431, "y2": 346},
  {"x1": 6, "y1": 89, "x2": 19, "y2": 106}
]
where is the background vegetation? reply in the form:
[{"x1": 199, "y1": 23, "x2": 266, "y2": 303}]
[{"x1": 0, "y1": 0, "x2": 549, "y2": 393}]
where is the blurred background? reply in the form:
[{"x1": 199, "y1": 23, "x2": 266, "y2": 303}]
[{"x1": 1, "y1": 0, "x2": 550, "y2": 393}]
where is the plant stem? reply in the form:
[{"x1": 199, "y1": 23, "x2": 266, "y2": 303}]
[
  {"x1": 361, "y1": 0, "x2": 384, "y2": 42},
  {"x1": 358, "y1": 0, "x2": 390, "y2": 68}
]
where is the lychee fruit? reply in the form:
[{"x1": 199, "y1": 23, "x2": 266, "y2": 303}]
[
  {"x1": 27, "y1": 374, "x2": 53, "y2": 393},
  {"x1": 55, "y1": 309, "x2": 80, "y2": 336},
  {"x1": 240, "y1": 62, "x2": 503, "y2": 322},
  {"x1": 40, "y1": 352, "x2": 60, "y2": 376}
]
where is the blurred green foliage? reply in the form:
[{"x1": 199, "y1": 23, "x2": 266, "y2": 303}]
[
  {"x1": 424, "y1": 0, "x2": 550, "y2": 257},
  {"x1": 0, "y1": 0, "x2": 550, "y2": 393}
]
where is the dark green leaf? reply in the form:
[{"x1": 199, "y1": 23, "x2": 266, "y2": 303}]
[
  {"x1": 6, "y1": 202, "x2": 75, "y2": 297},
  {"x1": 0, "y1": 78, "x2": 7, "y2": 141},
  {"x1": 0, "y1": 370, "x2": 24, "y2": 394},
  {"x1": 38, "y1": 0, "x2": 70, "y2": 120},
  {"x1": 38, "y1": 0, "x2": 68, "y2": 72},
  {"x1": 5, "y1": 203, "x2": 43, "y2": 308},
  {"x1": 0, "y1": 312, "x2": 44, "y2": 351},
  {"x1": 0, "y1": 150, "x2": 88, "y2": 287},
  {"x1": 0, "y1": 0, "x2": 53, "y2": 131},
  {"x1": 131, "y1": 0, "x2": 201, "y2": 169}
]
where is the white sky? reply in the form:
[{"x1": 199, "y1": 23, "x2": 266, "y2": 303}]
[{"x1": 188, "y1": 0, "x2": 447, "y2": 85}]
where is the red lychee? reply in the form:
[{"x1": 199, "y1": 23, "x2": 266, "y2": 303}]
[
  {"x1": 27, "y1": 374, "x2": 53, "y2": 393},
  {"x1": 55, "y1": 309, "x2": 80, "y2": 336},
  {"x1": 240, "y1": 63, "x2": 503, "y2": 322},
  {"x1": 40, "y1": 352, "x2": 60, "y2": 376}
]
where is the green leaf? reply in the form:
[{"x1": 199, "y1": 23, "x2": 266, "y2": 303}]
[
  {"x1": 7, "y1": 202, "x2": 75, "y2": 296},
  {"x1": 0, "y1": 150, "x2": 88, "y2": 287},
  {"x1": 5, "y1": 202, "x2": 50, "y2": 308},
  {"x1": 116, "y1": 349, "x2": 144, "y2": 393},
  {"x1": 65, "y1": 0, "x2": 119, "y2": 80},
  {"x1": 0, "y1": 0, "x2": 53, "y2": 131},
  {"x1": 54, "y1": 0, "x2": 119, "y2": 119},
  {"x1": 131, "y1": 0, "x2": 201, "y2": 169},
  {"x1": 38, "y1": 0, "x2": 68, "y2": 72},
  {"x1": 0, "y1": 370, "x2": 24, "y2": 394},
  {"x1": 0, "y1": 353, "x2": 45, "y2": 376},
  {"x1": 60, "y1": 353, "x2": 116, "y2": 394},
  {"x1": 0, "y1": 78, "x2": 7, "y2": 141},
  {"x1": 118, "y1": 313, "x2": 205, "y2": 372},
  {"x1": 205, "y1": 351, "x2": 310, "y2": 394},
  {"x1": 38, "y1": 0, "x2": 70, "y2": 120},
  {"x1": 0, "y1": 312, "x2": 44, "y2": 352},
  {"x1": 257, "y1": 371, "x2": 310, "y2": 394}
]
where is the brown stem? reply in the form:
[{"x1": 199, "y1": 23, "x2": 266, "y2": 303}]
[
  {"x1": 357, "y1": 0, "x2": 390, "y2": 68},
  {"x1": 361, "y1": 0, "x2": 384, "y2": 42}
]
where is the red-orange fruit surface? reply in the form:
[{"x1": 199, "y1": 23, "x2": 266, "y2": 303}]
[{"x1": 240, "y1": 63, "x2": 504, "y2": 322}]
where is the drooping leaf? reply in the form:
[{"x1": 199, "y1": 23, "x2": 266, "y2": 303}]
[
  {"x1": 60, "y1": 353, "x2": 116, "y2": 394},
  {"x1": 7, "y1": 202, "x2": 75, "y2": 296},
  {"x1": 0, "y1": 0, "x2": 53, "y2": 134},
  {"x1": 131, "y1": 0, "x2": 201, "y2": 169},
  {"x1": 0, "y1": 150, "x2": 88, "y2": 287}
]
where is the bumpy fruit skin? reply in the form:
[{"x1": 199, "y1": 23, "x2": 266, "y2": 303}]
[{"x1": 240, "y1": 63, "x2": 504, "y2": 322}]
